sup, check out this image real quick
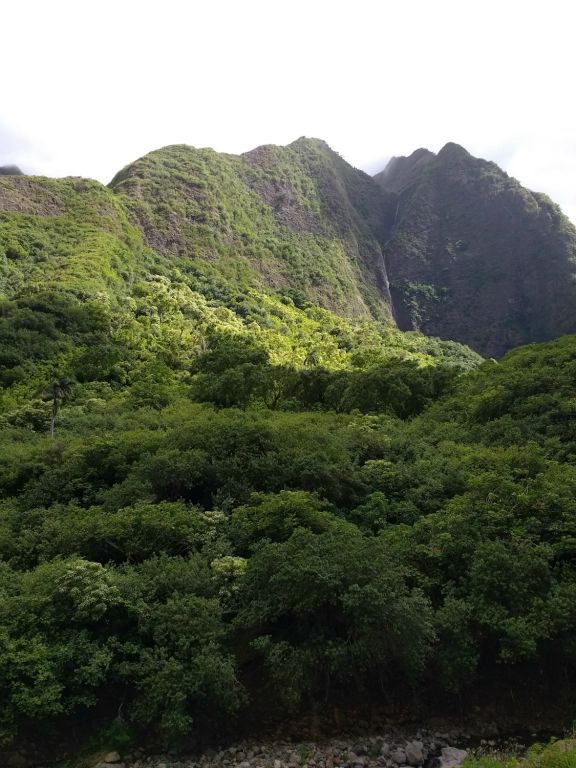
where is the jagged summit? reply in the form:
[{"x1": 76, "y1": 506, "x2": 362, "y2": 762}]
[
  {"x1": 436, "y1": 141, "x2": 472, "y2": 160},
  {"x1": 375, "y1": 148, "x2": 435, "y2": 194},
  {"x1": 376, "y1": 143, "x2": 474, "y2": 195},
  {"x1": 376, "y1": 141, "x2": 576, "y2": 356}
]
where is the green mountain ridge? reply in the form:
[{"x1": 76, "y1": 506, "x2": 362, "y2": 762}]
[
  {"x1": 0, "y1": 154, "x2": 482, "y2": 434},
  {"x1": 108, "y1": 138, "x2": 397, "y2": 320},
  {"x1": 3, "y1": 137, "x2": 576, "y2": 359}
]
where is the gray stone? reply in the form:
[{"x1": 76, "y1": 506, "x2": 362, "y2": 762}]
[
  {"x1": 405, "y1": 741, "x2": 425, "y2": 766},
  {"x1": 237, "y1": 762, "x2": 251, "y2": 768},
  {"x1": 391, "y1": 749, "x2": 406, "y2": 765},
  {"x1": 104, "y1": 754, "x2": 123, "y2": 765},
  {"x1": 440, "y1": 747, "x2": 468, "y2": 768}
]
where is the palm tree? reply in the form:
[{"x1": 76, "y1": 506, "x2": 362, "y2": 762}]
[
  {"x1": 304, "y1": 349, "x2": 321, "y2": 367},
  {"x1": 47, "y1": 377, "x2": 73, "y2": 437}
]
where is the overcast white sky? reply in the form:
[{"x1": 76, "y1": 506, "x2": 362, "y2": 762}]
[{"x1": 2, "y1": 0, "x2": 575, "y2": 222}]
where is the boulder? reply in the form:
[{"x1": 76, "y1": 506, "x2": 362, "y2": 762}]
[
  {"x1": 440, "y1": 747, "x2": 468, "y2": 768},
  {"x1": 405, "y1": 742, "x2": 426, "y2": 766}
]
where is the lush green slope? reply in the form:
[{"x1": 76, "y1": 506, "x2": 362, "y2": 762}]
[
  {"x1": 2, "y1": 141, "x2": 576, "y2": 760},
  {"x1": 110, "y1": 138, "x2": 396, "y2": 320},
  {"x1": 1, "y1": 321, "x2": 576, "y2": 758},
  {"x1": 0, "y1": 165, "x2": 480, "y2": 426},
  {"x1": 376, "y1": 143, "x2": 576, "y2": 357},
  {"x1": 0, "y1": 166, "x2": 482, "y2": 754},
  {"x1": 7, "y1": 137, "x2": 576, "y2": 365}
]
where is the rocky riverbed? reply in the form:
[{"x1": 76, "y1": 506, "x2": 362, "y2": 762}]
[{"x1": 93, "y1": 732, "x2": 473, "y2": 768}]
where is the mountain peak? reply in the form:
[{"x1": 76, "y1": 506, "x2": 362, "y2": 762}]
[
  {"x1": 108, "y1": 135, "x2": 397, "y2": 322},
  {"x1": 436, "y1": 142, "x2": 472, "y2": 161},
  {"x1": 0, "y1": 165, "x2": 23, "y2": 176},
  {"x1": 374, "y1": 148, "x2": 435, "y2": 194},
  {"x1": 13, "y1": 136, "x2": 575, "y2": 360},
  {"x1": 379, "y1": 141, "x2": 576, "y2": 356},
  {"x1": 290, "y1": 136, "x2": 332, "y2": 150}
]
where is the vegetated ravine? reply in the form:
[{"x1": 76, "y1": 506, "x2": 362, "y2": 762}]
[{"x1": 1, "y1": 138, "x2": 576, "y2": 765}]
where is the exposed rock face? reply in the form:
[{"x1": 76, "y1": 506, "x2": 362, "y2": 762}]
[
  {"x1": 376, "y1": 143, "x2": 576, "y2": 357},
  {"x1": 0, "y1": 175, "x2": 66, "y2": 215}
]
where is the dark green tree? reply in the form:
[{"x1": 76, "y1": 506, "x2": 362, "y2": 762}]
[{"x1": 46, "y1": 376, "x2": 73, "y2": 437}]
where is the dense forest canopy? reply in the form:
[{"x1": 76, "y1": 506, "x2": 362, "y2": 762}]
[{"x1": 1, "y1": 141, "x2": 576, "y2": 759}]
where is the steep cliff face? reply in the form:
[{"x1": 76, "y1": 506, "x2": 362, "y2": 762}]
[
  {"x1": 109, "y1": 138, "x2": 397, "y2": 320},
  {"x1": 376, "y1": 143, "x2": 576, "y2": 357}
]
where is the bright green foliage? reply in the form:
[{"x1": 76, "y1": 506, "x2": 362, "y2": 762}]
[
  {"x1": 117, "y1": 589, "x2": 240, "y2": 741},
  {"x1": 2, "y1": 150, "x2": 576, "y2": 755},
  {"x1": 464, "y1": 739, "x2": 576, "y2": 768},
  {"x1": 236, "y1": 528, "x2": 433, "y2": 710},
  {"x1": 109, "y1": 139, "x2": 395, "y2": 320},
  {"x1": 0, "y1": 321, "x2": 576, "y2": 749},
  {"x1": 230, "y1": 490, "x2": 351, "y2": 552}
]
